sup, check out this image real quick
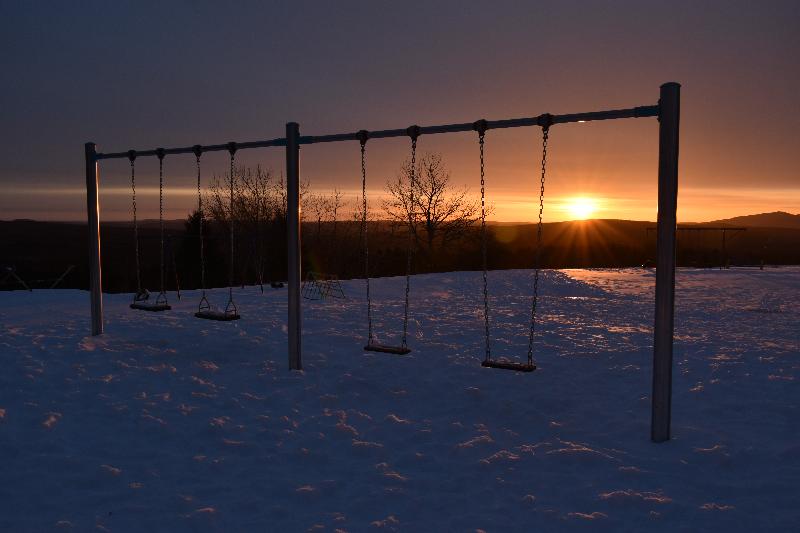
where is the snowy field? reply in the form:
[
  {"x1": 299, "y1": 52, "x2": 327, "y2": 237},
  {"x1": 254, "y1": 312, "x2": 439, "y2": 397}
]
[{"x1": 1, "y1": 268, "x2": 798, "y2": 532}]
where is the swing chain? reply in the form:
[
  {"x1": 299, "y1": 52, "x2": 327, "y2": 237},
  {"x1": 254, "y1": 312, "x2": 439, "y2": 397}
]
[
  {"x1": 473, "y1": 120, "x2": 491, "y2": 362},
  {"x1": 401, "y1": 126, "x2": 420, "y2": 348},
  {"x1": 155, "y1": 149, "x2": 168, "y2": 305},
  {"x1": 357, "y1": 130, "x2": 374, "y2": 344},
  {"x1": 193, "y1": 145, "x2": 209, "y2": 311},
  {"x1": 127, "y1": 150, "x2": 145, "y2": 301},
  {"x1": 527, "y1": 124, "x2": 550, "y2": 365}
]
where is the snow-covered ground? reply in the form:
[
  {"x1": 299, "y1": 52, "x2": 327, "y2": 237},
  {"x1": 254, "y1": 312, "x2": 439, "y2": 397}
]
[{"x1": 1, "y1": 268, "x2": 798, "y2": 532}]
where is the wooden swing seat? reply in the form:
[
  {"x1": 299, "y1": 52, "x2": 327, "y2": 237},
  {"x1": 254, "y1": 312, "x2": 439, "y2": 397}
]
[
  {"x1": 130, "y1": 302, "x2": 171, "y2": 312},
  {"x1": 195, "y1": 310, "x2": 240, "y2": 321},
  {"x1": 364, "y1": 344, "x2": 411, "y2": 355},
  {"x1": 481, "y1": 360, "x2": 536, "y2": 372}
]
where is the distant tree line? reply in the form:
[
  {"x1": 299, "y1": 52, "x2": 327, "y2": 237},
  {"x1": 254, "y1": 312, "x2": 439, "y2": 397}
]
[
  {"x1": 175, "y1": 153, "x2": 485, "y2": 290},
  {"x1": 3, "y1": 153, "x2": 800, "y2": 292}
]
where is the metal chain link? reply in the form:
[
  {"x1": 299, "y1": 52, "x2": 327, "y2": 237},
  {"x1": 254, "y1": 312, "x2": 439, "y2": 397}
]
[
  {"x1": 360, "y1": 137, "x2": 373, "y2": 344},
  {"x1": 526, "y1": 126, "x2": 550, "y2": 365},
  {"x1": 129, "y1": 155, "x2": 143, "y2": 297},
  {"x1": 170, "y1": 236, "x2": 181, "y2": 300},
  {"x1": 479, "y1": 131, "x2": 491, "y2": 362},
  {"x1": 401, "y1": 135, "x2": 417, "y2": 348},
  {"x1": 230, "y1": 153, "x2": 235, "y2": 290},
  {"x1": 226, "y1": 147, "x2": 238, "y2": 315},
  {"x1": 156, "y1": 152, "x2": 168, "y2": 305},
  {"x1": 196, "y1": 154, "x2": 206, "y2": 294}
]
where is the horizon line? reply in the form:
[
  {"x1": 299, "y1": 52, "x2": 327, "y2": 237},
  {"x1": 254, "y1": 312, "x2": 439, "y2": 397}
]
[{"x1": 3, "y1": 210, "x2": 797, "y2": 226}]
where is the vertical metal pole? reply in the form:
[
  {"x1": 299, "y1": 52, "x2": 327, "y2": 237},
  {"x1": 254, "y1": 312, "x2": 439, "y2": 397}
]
[
  {"x1": 85, "y1": 142, "x2": 104, "y2": 336},
  {"x1": 722, "y1": 229, "x2": 727, "y2": 269},
  {"x1": 652, "y1": 82, "x2": 680, "y2": 442},
  {"x1": 286, "y1": 123, "x2": 302, "y2": 370}
]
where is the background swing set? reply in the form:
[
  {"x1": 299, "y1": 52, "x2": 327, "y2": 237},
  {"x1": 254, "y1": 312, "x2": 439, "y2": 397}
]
[{"x1": 85, "y1": 82, "x2": 680, "y2": 442}]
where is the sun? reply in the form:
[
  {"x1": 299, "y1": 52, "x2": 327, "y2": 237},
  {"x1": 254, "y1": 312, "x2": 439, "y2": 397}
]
[{"x1": 565, "y1": 197, "x2": 598, "y2": 220}]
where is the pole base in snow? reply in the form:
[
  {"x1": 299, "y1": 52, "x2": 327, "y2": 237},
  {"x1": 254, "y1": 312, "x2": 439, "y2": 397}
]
[
  {"x1": 481, "y1": 360, "x2": 536, "y2": 372},
  {"x1": 364, "y1": 344, "x2": 411, "y2": 355}
]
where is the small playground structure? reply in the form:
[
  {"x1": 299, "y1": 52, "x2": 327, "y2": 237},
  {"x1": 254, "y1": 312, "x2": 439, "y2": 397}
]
[{"x1": 302, "y1": 271, "x2": 346, "y2": 301}]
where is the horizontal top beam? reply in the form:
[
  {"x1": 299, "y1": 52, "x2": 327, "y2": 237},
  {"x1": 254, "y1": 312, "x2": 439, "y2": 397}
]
[
  {"x1": 94, "y1": 103, "x2": 659, "y2": 160},
  {"x1": 300, "y1": 105, "x2": 659, "y2": 145},
  {"x1": 96, "y1": 137, "x2": 287, "y2": 161}
]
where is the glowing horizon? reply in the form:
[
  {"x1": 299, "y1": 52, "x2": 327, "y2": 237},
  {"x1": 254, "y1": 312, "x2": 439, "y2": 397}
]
[
  {"x1": 2, "y1": 183, "x2": 798, "y2": 224},
  {"x1": 1, "y1": 4, "x2": 798, "y2": 227}
]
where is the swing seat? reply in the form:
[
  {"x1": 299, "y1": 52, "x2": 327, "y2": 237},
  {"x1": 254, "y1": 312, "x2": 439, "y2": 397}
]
[
  {"x1": 194, "y1": 310, "x2": 241, "y2": 321},
  {"x1": 482, "y1": 360, "x2": 536, "y2": 372},
  {"x1": 195, "y1": 293, "x2": 239, "y2": 321},
  {"x1": 364, "y1": 343, "x2": 411, "y2": 355},
  {"x1": 130, "y1": 302, "x2": 171, "y2": 312}
]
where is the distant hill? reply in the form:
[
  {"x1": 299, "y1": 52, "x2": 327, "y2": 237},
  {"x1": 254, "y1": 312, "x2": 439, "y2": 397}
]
[
  {"x1": 105, "y1": 219, "x2": 187, "y2": 231},
  {"x1": 710, "y1": 211, "x2": 800, "y2": 229},
  {"x1": 3, "y1": 215, "x2": 800, "y2": 291}
]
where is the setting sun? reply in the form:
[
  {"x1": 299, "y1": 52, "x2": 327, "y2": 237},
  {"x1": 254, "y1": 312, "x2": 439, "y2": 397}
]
[{"x1": 565, "y1": 197, "x2": 598, "y2": 220}]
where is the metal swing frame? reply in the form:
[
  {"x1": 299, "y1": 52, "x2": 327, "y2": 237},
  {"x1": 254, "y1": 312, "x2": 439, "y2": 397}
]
[
  {"x1": 359, "y1": 128, "x2": 418, "y2": 356},
  {"x1": 193, "y1": 143, "x2": 241, "y2": 322},
  {"x1": 85, "y1": 82, "x2": 680, "y2": 442},
  {"x1": 302, "y1": 271, "x2": 346, "y2": 301},
  {"x1": 128, "y1": 149, "x2": 171, "y2": 312},
  {"x1": 474, "y1": 119, "x2": 548, "y2": 373}
]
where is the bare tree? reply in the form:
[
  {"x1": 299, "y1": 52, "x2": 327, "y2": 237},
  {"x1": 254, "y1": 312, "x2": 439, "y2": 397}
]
[
  {"x1": 206, "y1": 165, "x2": 310, "y2": 227},
  {"x1": 303, "y1": 187, "x2": 350, "y2": 272},
  {"x1": 306, "y1": 191, "x2": 334, "y2": 241},
  {"x1": 352, "y1": 191, "x2": 377, "y2": 226},
  {"x1": 383, "y1": 152, "x2": 480, "y2": 252},
  {"x1": 204, "y1": 165, "x2": 310, "y2": 285},
  {"x1": 330, "y1": 188, "x2": 344, "y2": 238}
]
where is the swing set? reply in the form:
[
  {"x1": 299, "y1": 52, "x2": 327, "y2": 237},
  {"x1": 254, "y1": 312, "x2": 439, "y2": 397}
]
[
  {"x1": 356, "y1": 120, "x2": 550, "y2": 369},
  {"x1": 125, "y1": 144, "x2": 241, "y2": 319},
  {"x1": 85, "y1": 82, "x2": 681, "y2": 442}
]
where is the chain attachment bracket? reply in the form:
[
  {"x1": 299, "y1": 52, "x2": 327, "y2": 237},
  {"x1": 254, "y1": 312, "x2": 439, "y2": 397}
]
[
  {"x1": 356, "y1": 129, "x2": 369, "y2": 147},
  {"x1": 406, "y1": 125, "x2": 421, "y2": 140}
]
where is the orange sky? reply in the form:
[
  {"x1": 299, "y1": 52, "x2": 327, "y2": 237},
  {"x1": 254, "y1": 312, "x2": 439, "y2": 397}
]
[
  {"x1": 1, "y1": 2, "x2": 798, "y2": 222},
  {"x1": 4, "y1": 108, "x2": 799, "y2": 223},
  {"x1": 9, "y1": 113, "x2": 798, "y2": 223}
]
